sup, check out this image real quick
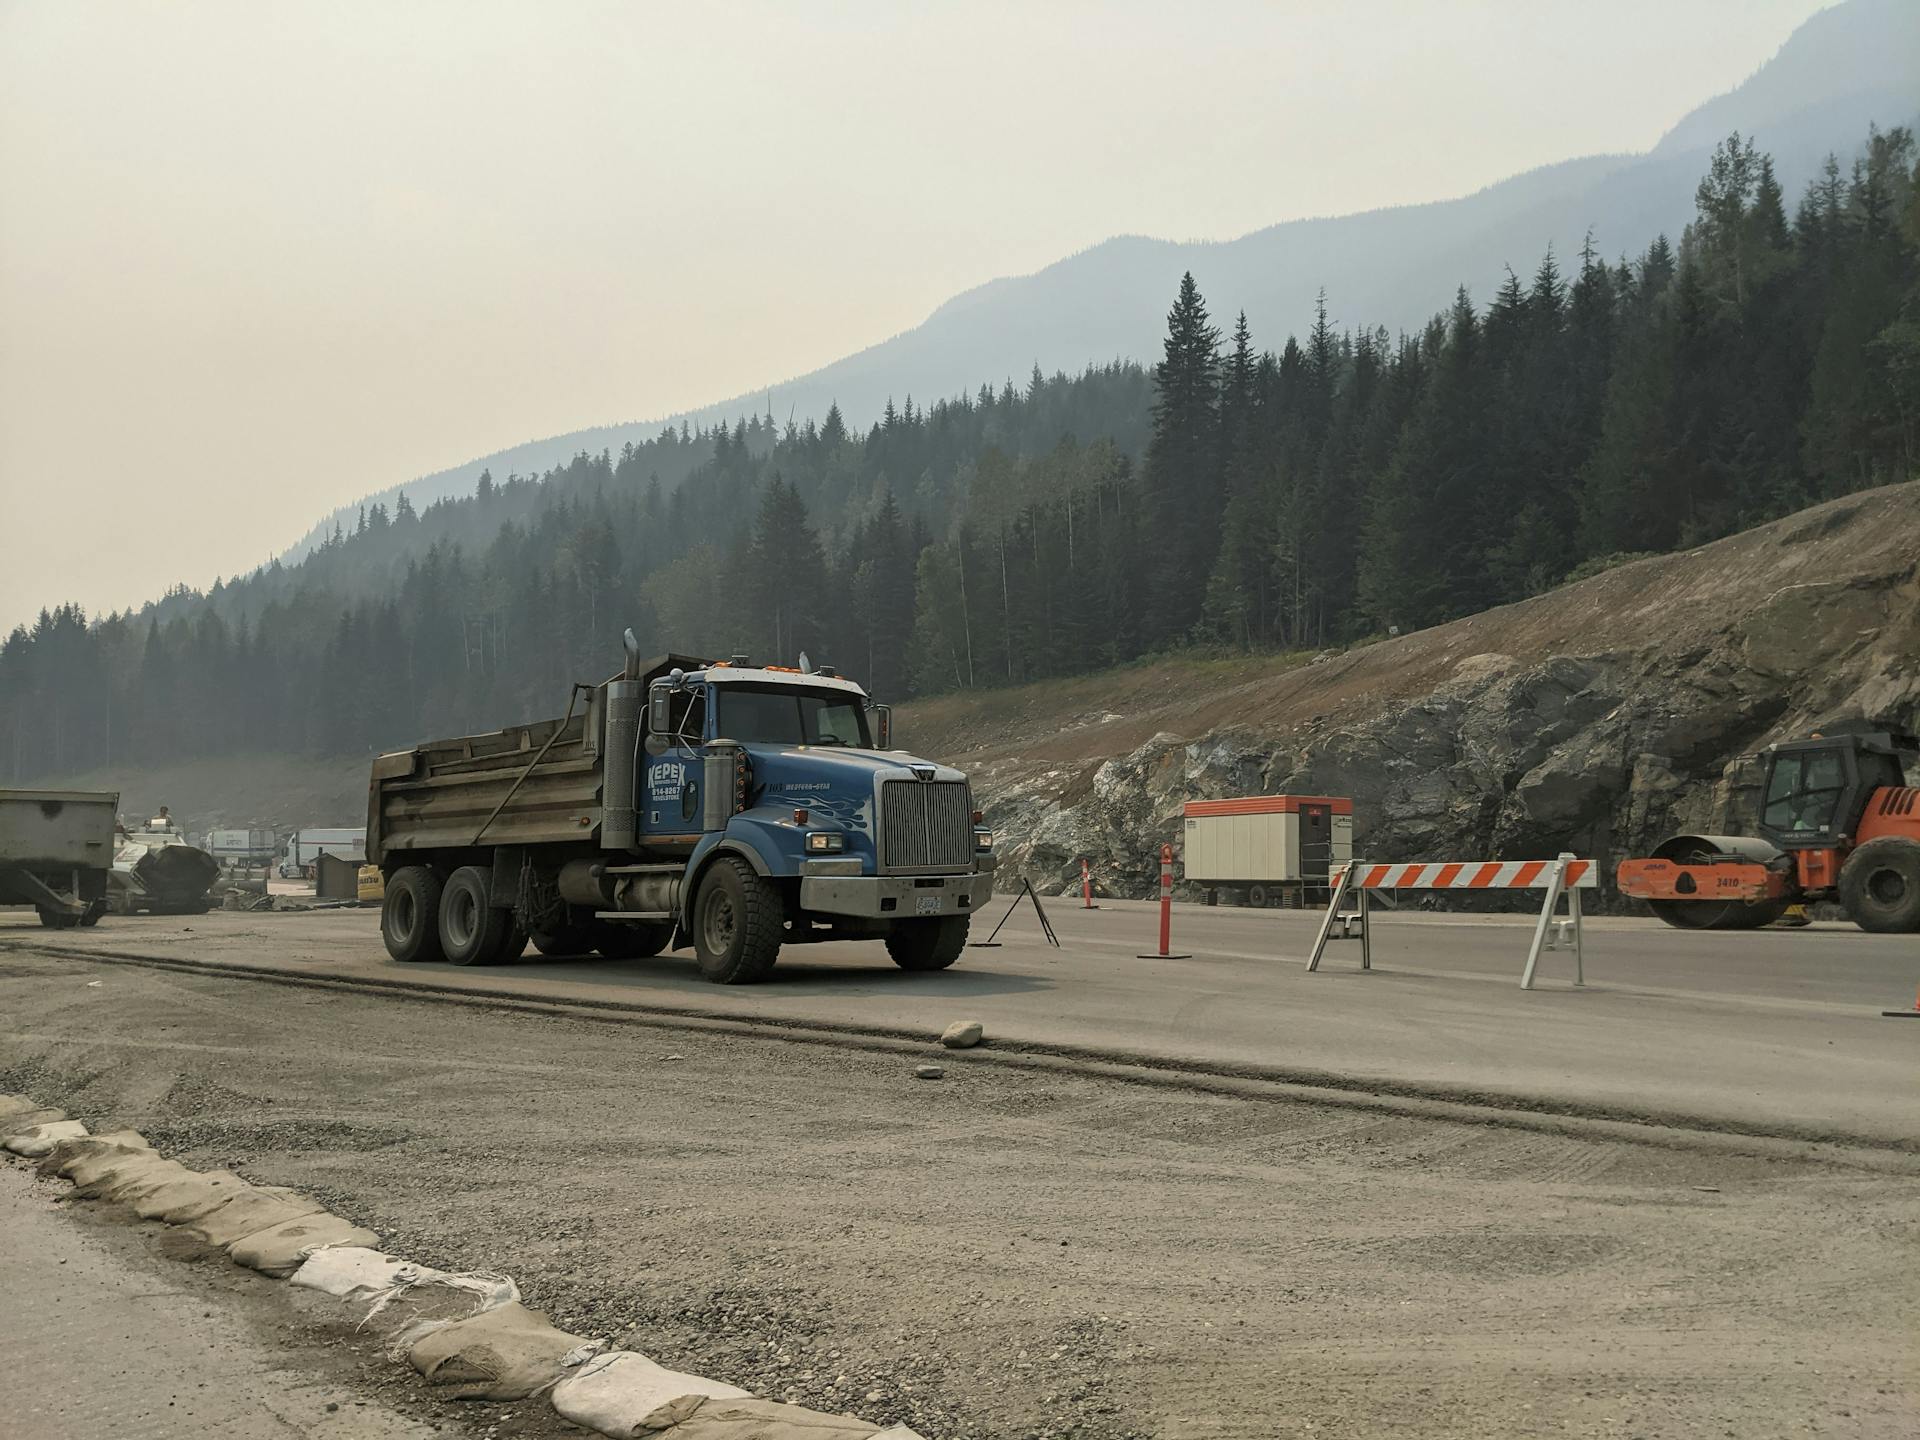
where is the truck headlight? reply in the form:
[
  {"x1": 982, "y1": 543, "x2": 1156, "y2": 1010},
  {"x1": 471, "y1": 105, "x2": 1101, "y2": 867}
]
[
  {"x1": 975, "y1": 828, "x2": 994, "y2": 851},
  {"x1": 805, "y1": 832, "x2": 845, "y2": 853}
]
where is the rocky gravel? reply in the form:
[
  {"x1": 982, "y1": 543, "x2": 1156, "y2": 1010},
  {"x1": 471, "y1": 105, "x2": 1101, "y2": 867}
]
[{"x1": 4, "y1": 948, "x2": 1916, "y2": 1439}]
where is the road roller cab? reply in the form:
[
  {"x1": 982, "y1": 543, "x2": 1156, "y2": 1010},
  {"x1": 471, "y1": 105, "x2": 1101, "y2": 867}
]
[{"x1": 1617, "y1": 731, "x2": 1920, "y2": 934}]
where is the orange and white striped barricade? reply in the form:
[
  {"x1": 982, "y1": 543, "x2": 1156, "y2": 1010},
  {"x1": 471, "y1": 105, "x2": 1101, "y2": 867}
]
[{"x1": 1306, "y1": 852, "x2": 1597, "y2": 989}]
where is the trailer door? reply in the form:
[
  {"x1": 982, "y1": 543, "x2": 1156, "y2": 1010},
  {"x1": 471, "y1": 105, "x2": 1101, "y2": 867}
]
[{"x1": 1299, "y1": 802, "x2": 1332, "y2": 885}]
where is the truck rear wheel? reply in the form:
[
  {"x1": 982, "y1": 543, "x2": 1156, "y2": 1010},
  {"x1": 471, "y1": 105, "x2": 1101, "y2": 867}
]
[
  {"x1": 1840, "y1": 837, "x2": 1920, "y2": 934},
  {"x1": 438, "y1": 865, "x2": 517, "y2": 966},
  {"x1": 692, "y1": 857, "x2": 781, "y2": 983},
  {"x1": 381, "y1": 866, "x2": 444, "y2": 963},
  {"x1": 886, "y1": 916, "x2": 969, "y2": 971}
]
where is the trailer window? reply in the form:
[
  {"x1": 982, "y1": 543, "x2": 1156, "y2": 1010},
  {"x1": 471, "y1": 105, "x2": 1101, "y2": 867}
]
[
  {"x1": 715, "y1": 686, "x2": 870, "y2": 747},
  {"x1": 1762, "y1": 751, "x2": 1845, "y2": 832}
]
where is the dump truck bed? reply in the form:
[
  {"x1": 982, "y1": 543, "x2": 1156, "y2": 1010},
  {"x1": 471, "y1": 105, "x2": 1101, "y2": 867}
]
[
  {"x1": 367, "y1": 703, "x2": 606, "y2": 862},
  {"x1": 0, "y1": 790, "x2": 119, "y2": 869}
]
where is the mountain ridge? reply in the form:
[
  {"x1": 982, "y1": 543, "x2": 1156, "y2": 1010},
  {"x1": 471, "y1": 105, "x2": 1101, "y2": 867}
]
[{"x1": 287, "y1": 0, "x2": 1918, "y2": 561}]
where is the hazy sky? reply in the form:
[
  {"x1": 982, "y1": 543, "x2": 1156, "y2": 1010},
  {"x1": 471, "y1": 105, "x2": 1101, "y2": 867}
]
[{"x1": 0, "y1": 0, "x2": 1837, "y2": 632}]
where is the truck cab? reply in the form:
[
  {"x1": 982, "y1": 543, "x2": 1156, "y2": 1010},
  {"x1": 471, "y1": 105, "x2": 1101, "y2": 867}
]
[{"x1": 368, "y1": 642, "x2": 996, "y2": 982}]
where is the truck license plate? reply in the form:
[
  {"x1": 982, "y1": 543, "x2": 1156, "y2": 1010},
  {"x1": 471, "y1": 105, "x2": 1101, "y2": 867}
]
[{"x1": 915, "y1": 894, "x2": 943, "y2": 915}]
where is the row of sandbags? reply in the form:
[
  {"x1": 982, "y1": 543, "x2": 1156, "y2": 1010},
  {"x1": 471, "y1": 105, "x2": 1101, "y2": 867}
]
[{"x1": 2, "y1": 1094, "x2": 925, "y2": 1440}]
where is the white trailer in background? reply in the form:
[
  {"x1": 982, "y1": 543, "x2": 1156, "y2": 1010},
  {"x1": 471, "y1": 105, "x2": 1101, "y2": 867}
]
[
  {"x1": 279, "y1": 827, "x2": 367, "y2": 879},
  {"x1": 206, "y1": 828, "x2": 277, "y2": 865},
  {"x1": 1182, "y1": 795, "x2": 1353, "y2": 907}
]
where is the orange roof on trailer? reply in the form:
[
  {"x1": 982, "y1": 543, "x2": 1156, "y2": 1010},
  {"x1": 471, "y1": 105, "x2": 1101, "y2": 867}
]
[{"x1": 1183, "y1": 795, "x2": 1353, "y2": 817}]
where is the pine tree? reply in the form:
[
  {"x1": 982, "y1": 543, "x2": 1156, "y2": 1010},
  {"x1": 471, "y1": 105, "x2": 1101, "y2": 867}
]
[{"x1": 1141, "y1": 273, "x2": 1221, "y2": 644}]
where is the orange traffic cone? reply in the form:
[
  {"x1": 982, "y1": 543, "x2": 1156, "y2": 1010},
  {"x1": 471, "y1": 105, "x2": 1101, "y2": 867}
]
[{"x1": 1884, "y1": 980, "x2": 1920, "y2": 1018}]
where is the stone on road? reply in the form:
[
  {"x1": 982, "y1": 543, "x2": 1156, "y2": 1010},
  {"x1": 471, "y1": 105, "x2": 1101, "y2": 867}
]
[{"x1": 937, "y1": 1020, "x2": 983, "y2": 1049}]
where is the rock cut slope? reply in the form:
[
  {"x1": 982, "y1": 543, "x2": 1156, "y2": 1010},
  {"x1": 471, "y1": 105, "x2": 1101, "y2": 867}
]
[{"x1": 909, "y1": 481, "x2": 1920, "y2": 895}]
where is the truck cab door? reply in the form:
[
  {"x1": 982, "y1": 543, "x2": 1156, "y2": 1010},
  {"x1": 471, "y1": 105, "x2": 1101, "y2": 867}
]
[{"x1": 640, "y1": 682, "x2": 707, "y2": 853}]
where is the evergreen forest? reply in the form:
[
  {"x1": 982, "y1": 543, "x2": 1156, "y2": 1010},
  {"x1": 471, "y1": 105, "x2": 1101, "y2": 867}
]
[{"x1": 3, "y1": 128, "x2": 1917, "y2": 781}]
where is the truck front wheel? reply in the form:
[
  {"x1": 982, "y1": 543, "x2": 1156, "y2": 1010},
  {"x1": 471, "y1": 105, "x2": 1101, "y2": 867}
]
[
  {"x1": 885, "y1": 916, "x2": 969, "y2": 971},
  {"x1": 692, "y1": 857, "x2": 782, "y2": 983},
  {"x1": 1840, "y1": 837, "x2": 1920, "y2": 933},
  {"x1": 382, "y1": 866, "x2": 445, "y2": 963}
]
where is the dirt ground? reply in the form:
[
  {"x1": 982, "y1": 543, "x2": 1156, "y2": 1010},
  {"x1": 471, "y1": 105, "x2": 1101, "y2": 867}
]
[{"x1": 3, "y1": 948, "x2": 1915, "y2": 1440}]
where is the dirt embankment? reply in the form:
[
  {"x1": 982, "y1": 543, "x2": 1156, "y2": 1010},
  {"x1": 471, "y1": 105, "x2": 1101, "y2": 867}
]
[{"x1": 903, "y1": 481, "x2": 1920, "y2": 895}]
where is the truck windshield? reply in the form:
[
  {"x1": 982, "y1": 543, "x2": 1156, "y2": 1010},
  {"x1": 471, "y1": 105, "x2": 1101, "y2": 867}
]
[{"x1": 715, "y1": 685, "x2": 870, "y2": 747}]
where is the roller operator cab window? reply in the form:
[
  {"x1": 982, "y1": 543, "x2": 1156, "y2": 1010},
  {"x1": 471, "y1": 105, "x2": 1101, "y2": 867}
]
[
  {"x1": 715, "y1": 685, "x2": 871, "y2": 747},
  {"x1": 1762, "y1": 750, "x2": 1845, "y2": 832}
]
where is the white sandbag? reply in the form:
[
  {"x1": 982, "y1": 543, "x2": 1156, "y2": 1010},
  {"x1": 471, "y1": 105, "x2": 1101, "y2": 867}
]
[
  {"x1": 228, "y1": 1213, "x2": 380, "y2": 1278},
  {"x1": 4, "y1": 1120, "x2": 87, "y2": 1157},
  {"x1": 79, "y1": 1154, "x2": 195, "y2": 1204},
  {"x1": 358, "y1": 1269, "x2": 519, "y2": 1348},
  {"x1": 551, "y1": 1351, "x2": 751, "y2": 1438},
  {"x1": 629, "y1": 1396, "x2": 898, "y2": 1438},
  {"x1": 182, "y1": 1187, "x2": 325, "y2": 1247},
  {"x1": 866, "y1": 1428, "x2": 929, "y2": 1439},
  {"x1": 1, "y1": 1107, "x2": 69, "y2": 1140},
  {"x1": 406, "y1": 1300, "x2": 594, "y2": 1400},
  {"x1": 39, "y1": 1129, "x2": 153, "y2": 1178},
  {"x1": 132, "y1": 1168, "x2": 249, "y2": 1221},
  {"x1": 289, "y1": 1246, "x2": 436, "y2": 1300}
]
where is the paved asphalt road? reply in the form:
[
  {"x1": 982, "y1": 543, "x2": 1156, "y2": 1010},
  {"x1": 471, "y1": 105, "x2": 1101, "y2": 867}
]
[
  {"x1": 4, "y1": 898, "x2": 1916, "y2": 1144},
  {"x1": 0, "y1": 1163, "x2": 430, "y2": 1439}
]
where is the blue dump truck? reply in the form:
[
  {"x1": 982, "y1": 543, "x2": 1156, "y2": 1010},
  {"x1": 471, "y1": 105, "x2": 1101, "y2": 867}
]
[{"x1": 367, "y1": 636, "x2": 995, "y2": 982}]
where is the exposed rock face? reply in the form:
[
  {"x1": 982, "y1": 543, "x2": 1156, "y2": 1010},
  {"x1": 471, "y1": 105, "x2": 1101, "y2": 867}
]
[{"x1": 929, "y1": 485, "x2": 1920, "y2": 901}]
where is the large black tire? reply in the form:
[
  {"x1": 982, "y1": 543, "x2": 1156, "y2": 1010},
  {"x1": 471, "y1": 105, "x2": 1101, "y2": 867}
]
[
  {"x1": 438, "y1": 865, "x2": 517, "y2": 966},
  {"x1": 1839, "y1": 837, "x2": 1920, "y2": 934},
  {"x1": 596, "y1": 921, "x2": 672, "y2": 960},
  {"x1": 381, "y1": 866, "x2": 445, "y2": 963},
  {"x1": 36, "y1": 908, "x2": 80, "y2": 930},
  {"x1": 885, "y1": 916, "x2": 969, "y2": 972},
  {"x1": 530, "y1": 925, "x2": 597, "y2": 957},
  {"x1": 490, "y1": 922, "x2": 529, "y2": 964},
  {"x1": 691, "y1": 857, "x2": 782, "y2": 983}
]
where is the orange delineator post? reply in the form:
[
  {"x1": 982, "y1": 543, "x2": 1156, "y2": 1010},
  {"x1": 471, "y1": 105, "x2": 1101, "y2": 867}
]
[
  {"x1": 1137, "y1": 842, "x2": 1191, "y2": 959},
  {"x1": 1080, "y1": 857, "x2": 1099, "y2": 909}
]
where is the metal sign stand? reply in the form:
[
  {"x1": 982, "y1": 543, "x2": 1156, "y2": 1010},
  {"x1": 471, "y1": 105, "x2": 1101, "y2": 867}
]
[{"x1": 969, "y1": 878, "x2": 1060, "y2": 948}]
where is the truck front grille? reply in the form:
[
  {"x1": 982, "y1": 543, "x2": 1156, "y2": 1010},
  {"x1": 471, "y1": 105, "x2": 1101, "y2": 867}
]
[{"x1": 879, "y1": 779, "x2": 974, "y2": 871}]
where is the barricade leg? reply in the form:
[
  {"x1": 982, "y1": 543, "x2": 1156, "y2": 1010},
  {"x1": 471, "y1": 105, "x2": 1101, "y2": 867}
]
[
  {"x1": 1570, "y1": 886, "x2": 1584, "y2": 986},
  {"x1": 1520, "y1": 858, "x2": 1570, "y2": 990},
  {"x1": 1306, "y1": 862, "x2": 1354, "y2": 971},
  {"x1": 1359, "y1": 884, "x2": 1371, "y2": 971}
]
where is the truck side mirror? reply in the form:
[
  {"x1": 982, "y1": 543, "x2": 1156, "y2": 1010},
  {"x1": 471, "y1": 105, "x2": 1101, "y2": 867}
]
[
  {"x1": 872, "y1": 703, "x2": 893, "y2": 749},
  {"x1": 649, "y1": 686, "x2": 671, "y2": 735}
]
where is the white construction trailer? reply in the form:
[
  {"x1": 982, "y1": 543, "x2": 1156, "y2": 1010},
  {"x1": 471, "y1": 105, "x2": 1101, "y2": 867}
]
[{"x1": 1182, "y1": 795, "x2": 1353, "y2": 907}]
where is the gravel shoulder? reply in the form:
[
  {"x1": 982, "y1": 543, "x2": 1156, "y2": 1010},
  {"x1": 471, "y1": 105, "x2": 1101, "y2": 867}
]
[{"x1": 4, "y1": 949, "x2": 1916, "y2": 1439}]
